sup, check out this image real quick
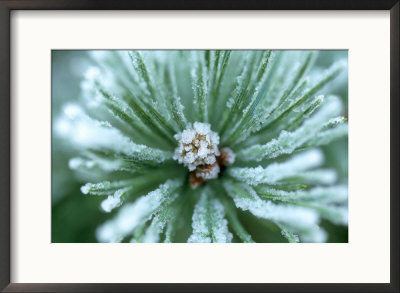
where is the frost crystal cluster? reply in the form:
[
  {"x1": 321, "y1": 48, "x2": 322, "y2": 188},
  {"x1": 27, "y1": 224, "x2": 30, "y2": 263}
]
[
  {"x1": 173, "y1": 122, "x2": 233, "y2": 183},
  {"x1": 174, "y1": 122, "x2": 220, "y2": 172},
  {"x1": 54, "y1": 50, "x2": 349, "y2": 243}
]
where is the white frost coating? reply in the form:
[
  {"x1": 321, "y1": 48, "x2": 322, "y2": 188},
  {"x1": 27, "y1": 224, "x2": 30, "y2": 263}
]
[
  {"x1": 96, "y1": 180, "x2": 181, "y2": 242},
  {"x1": 223, "y1": 182, "x2": 319, "y2": 229},
  {"x1": 80, "y1": 66, "x2": 101, "y2": 94},
  {"x1": 80, "y1": 180, "x2": 130, "y2": 196},
  {"x1": 305, "y1": 123, "x2": 348, "y2": 148},
  {"x1": 56, "y1": 104, "x2": 172, "y2": 163},
  {"x1": 238, "y1": 95, "x2": 343, "y2": 161},
  {"x1": 280, "y1": 227, "x2": 300, "y2": 243},
  {"x1": 220, "y1": 147, "x2": 236, "y2": 165},
  {"x1": 293, "y1": 169, "x2": 338, "y2": 185},
  {"x1": 143, "y1": 203, "x2": 180, "y2": 242},
  {"x1": 69, "y1": 157, "x2": 86, "y2": 170},
  {"x1": 319, "y1": 205, "x2": 348, "y2": 225},
  {"x1": 142, "y1": 217, "x2": 164, "y2": 243},
  {"x1": 80, "y1": 65, "x2": 117, "y2": 108},
  {"x1": 69, "y1": 156, "x2": 123, "y2": 173},
  {"x1": 164, "y1": 225, "x2": 174, "y2": 243},
  {"x1": 324, "y1": 116, "x2": 347, "y2": 128},
  {"x1": 188, "y1": 188, "x2": 233, "y2": 243},
  {"x1": 195, "y1": 164, "x2": 220, "y2": 180},
  {"x1": 188, "y1": 190, "x2": 212, "y2": 243},
  {"x1": 80, "y1": 184, "x2": 91, "y2": 195},
  {"x1": 256, "y1": 185, "x2": 348, "y2": 225},
  {"x1": 209, "y1": 198, "x2": 233, "y2": 243},
  {"x1": 101, "y1": 195, "x2": 122, "y2": 212},
  {"x1": 256, "y1": 185, "x2": 348, "y2": 204},
  {"x1": 228, "y1": 149, "x2": 324, "y2": 185},
  {"x1": 190, "y1": 52, "x2": 209, "y2": 121},
  {"x1": 100, "y1": 187, "x2": 131, "y2": 213},
  {"x1": 301, "y1": 226, "x2": 328, "y2": 243},
  {"x1": 69, "y1": 157, "x2": 102, "y2": 170},
  {"x1": 226, "y1": 97, "x2": 235, "y2": 108},
  {"x1": 173, "y1": 122, "x2": 220, "y2": 172}
]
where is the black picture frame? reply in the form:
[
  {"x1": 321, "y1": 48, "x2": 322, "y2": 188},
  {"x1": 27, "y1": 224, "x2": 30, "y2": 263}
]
[{"x1": 1, "y1": 1, "x2": 399, "y2": 292}]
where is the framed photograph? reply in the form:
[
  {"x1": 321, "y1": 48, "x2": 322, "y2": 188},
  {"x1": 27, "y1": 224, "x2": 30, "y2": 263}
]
[{"x1": 1, "y1": 1, "x2": 399, "y2": 292}]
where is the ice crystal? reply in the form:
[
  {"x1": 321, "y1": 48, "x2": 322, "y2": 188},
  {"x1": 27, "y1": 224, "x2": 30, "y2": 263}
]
[
  {"x1": 96, "y1": 180, "x2": 181, "y2": 242},
  {"x1": 188, "y1": 188, "x2": 233, "y2": 243},
  {"x1": 53, "y1": 50, "x2": 348, "y2": 243},
  {"x1": 173, "y1": 122, "x2": 220, "y2": 172}
]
